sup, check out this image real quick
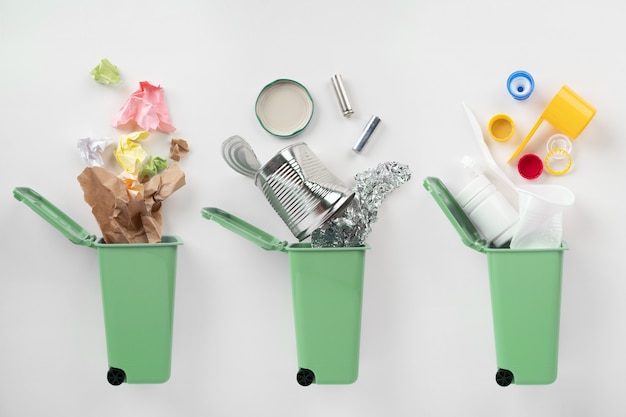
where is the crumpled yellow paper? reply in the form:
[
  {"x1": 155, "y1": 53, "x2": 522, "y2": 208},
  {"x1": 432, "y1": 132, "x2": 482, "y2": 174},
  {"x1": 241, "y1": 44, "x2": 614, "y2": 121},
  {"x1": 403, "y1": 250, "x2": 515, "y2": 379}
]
[
  {"x1": 114, "y1": 131, "x2": 150, "y2": 173},
  {"x1": 111, "y1": 81, "x2": 176, "y2": 133},
  {"x1": 77, "y1": 163, "x2": 186, "y2": 243}
]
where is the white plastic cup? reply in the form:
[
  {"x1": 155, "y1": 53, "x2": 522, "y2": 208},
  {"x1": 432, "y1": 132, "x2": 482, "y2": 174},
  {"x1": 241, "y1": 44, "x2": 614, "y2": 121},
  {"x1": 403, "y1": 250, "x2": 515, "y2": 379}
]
[
  {"x1": 455, "y1": 175, "x2": 519, "y2": 247},
  {"x1": 510, "y1": 185, "x2": 575, "y2": 249}
]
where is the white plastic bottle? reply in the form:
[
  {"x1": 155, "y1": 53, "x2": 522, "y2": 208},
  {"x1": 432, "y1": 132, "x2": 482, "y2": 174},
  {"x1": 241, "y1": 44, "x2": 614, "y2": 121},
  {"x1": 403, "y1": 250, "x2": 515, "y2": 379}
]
[{"x1": 455, "y1": 157, "x2": 519, "y2": 247}]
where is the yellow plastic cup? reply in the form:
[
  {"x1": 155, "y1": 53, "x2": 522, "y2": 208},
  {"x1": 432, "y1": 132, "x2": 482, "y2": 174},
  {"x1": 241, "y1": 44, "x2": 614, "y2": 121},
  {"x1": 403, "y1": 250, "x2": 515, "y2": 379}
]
[{"x1": 508, "y1": 85, "x2": 596, "y2": 163}]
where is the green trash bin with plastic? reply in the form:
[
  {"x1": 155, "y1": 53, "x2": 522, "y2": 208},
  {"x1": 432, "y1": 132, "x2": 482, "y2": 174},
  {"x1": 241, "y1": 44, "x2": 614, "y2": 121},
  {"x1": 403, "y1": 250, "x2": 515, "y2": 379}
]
[
  {"x1": 202, "y1": 207, "x2": 368, "y2": 386},
  {"x1": 13, "y1": 187, "x2": 182, "y2": 385},
  {"x1": 423, "y1": 177, "x2": 567, "y2": 386}
]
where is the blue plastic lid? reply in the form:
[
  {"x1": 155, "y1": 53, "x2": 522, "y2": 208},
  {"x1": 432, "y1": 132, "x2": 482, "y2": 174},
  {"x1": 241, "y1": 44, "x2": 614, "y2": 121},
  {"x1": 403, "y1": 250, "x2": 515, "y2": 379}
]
[{"x1": 507, "y1": 70, "x2": 535, "y2": 100}]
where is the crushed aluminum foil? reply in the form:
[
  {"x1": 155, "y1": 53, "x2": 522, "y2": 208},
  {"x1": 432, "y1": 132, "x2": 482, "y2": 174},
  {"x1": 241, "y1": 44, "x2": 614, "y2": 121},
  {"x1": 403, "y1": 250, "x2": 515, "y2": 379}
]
[{"x1": 311, "y1": 161, "x2": 411, "y2": 247}]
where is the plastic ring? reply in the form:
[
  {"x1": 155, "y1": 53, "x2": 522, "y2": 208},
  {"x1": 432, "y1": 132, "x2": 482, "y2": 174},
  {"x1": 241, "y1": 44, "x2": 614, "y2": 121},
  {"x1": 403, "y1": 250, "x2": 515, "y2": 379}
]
[
  {"x1": 507, "y1": 70, "x2": 534, "y2": 100},
  {"x1": 544, "y1": 148, "x2": 573, "y2": 176}
]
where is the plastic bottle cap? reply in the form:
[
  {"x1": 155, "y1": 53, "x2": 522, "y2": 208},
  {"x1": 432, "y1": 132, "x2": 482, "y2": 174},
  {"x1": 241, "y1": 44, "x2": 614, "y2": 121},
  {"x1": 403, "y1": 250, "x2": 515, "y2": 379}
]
[
  {"x1": 488, "y1": 114, "x2": 514, "y2": 142},
  {"x1": 507, "y1": 70, "x2": 535, "y2": 100},
  {"x1": 517, "y1": 153, "x2": 543, "y2": 179},
  {"x1": 546, "y1": 133, "x2": 572, "y2": 159}
]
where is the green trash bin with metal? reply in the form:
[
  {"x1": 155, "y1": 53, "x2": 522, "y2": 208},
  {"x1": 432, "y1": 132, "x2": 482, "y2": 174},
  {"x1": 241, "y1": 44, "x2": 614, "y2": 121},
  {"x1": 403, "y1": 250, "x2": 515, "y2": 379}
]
[
  {"x1": 202, "y1": 207, "x2": 368, "y2": 386},
  {"x1": 423, "y1": 177, "x2": 567, "y2": 386},
  {"x1": 13, "y1": 187, "x2": 182, "y2": 385}
]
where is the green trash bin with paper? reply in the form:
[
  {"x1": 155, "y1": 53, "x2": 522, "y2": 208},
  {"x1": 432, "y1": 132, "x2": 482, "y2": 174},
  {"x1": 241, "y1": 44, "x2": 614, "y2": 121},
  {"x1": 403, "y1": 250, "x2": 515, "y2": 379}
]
[
  {"x1": 423, "y1": 177, "x2": 567, "y2": 386},
  {"x1": 202, "y1": 207, "x2": 368, "y2": 386},
  {"x1": 13, "y1": 187, "x2": 182, "y2": 385}
]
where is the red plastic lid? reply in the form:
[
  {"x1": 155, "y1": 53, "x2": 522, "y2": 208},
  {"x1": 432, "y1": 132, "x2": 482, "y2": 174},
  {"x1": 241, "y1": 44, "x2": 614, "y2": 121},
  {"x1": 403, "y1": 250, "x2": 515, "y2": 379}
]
[{"x1": 517, "y1": 153, "x2": 543, "y2": 179}]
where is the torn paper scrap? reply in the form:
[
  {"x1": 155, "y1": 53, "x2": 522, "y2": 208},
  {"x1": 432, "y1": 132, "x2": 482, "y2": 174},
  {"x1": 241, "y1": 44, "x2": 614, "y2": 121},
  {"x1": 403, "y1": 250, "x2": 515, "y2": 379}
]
[
  {"x1": 77, "y1": 164, "x2": 186, "y2": 244},
  {"x1": 111, "y1": 81, "x2": 176, "y2": 133},
  {"x1": 77, "y1": 136, "x2": 113, "y2": 167},
  {"x1": 169, "y1": 138, "x2": 189, "y2": 161},
  {"x1": 113, "y1": 131, "x2": 150, "y2": 173},
  {"x1": 90, "y1": 58, "x2": 122, "y2": 85}
]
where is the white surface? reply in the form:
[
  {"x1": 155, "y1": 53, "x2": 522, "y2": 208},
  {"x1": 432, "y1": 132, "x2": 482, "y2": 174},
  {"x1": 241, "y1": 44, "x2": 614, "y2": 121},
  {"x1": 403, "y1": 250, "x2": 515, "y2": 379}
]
[{"x1": 0, "y1": 0, "x2": 622, "y2": 415}]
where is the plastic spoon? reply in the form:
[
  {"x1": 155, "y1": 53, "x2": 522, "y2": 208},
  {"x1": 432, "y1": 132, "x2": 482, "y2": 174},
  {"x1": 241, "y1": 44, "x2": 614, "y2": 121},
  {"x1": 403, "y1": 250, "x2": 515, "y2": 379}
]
[{"x1": 462, "y1": 103, "x2": 517, "y2": 194}]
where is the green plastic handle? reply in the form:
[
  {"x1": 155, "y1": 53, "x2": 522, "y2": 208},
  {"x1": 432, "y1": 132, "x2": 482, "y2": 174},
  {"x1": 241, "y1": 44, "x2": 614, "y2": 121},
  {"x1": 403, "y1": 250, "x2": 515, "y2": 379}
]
[
  {"x1": 201, "y1": 207, "x2": 288, "y2": 252},
  {"x1": 13, "y1": 187, "x2": 97, "y2": 248}
]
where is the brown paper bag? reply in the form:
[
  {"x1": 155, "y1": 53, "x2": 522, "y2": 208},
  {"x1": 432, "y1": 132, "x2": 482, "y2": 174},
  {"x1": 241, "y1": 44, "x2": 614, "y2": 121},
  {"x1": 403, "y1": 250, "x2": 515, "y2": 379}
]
[{"x1": 77, "y1": 163, "x2": 186, "y2": 243}]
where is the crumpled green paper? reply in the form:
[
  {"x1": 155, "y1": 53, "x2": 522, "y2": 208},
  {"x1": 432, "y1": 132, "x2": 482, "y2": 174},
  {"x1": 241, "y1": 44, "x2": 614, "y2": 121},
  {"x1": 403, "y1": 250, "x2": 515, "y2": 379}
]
[
  {"x1": 90, "y1": 58, "x2": 122, "y2": 85},
  {"x1": 140, "y1": 156, "x2": 168, "y2": 178}
]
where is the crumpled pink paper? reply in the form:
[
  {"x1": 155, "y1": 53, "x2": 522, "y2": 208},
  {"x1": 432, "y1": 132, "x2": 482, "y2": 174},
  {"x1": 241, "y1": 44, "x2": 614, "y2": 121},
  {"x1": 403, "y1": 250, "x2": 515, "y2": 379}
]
[{"x1": 112, "y1": 81, "x2": 176, "y2": 133}]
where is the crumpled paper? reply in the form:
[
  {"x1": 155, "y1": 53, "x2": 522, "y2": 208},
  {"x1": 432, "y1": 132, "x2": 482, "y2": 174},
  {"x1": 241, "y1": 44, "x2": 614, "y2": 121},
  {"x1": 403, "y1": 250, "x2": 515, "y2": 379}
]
[
  {"x1": 169, "y1": 138, "x2": 189, "y2": 161},
  {"x1": 77, "y1": 136, "x2": 113, "y2": 167},
  {"x1": 114, "y1": 131, "x2": 150, "y2": 173},
  {"x1": 90, "y1": 58, "x2": 122, "y2": 85},
  {"x1": 77, "y1": 163, "x2": 186, "y2": 244},
  {"x1": 112, "y1": 81, "x2": 176, "y2": 133},
  {"x1": 140, "y1": 155, "x2": 168, "y2": 178}
]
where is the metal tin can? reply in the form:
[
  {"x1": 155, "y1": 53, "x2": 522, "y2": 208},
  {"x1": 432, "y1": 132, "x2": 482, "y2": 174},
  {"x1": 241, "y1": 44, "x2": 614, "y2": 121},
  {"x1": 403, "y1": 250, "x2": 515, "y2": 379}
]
[{"x1": 255, "y1": 143, "x2": 355, "y2": 241}]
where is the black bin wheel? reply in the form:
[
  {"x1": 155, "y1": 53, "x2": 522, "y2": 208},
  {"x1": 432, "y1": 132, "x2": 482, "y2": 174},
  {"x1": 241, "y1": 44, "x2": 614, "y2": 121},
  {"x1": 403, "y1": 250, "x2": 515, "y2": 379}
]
[
  {"x1": 107, "y1": 367, "x2": 126, "y2": 386},
  {"x1": 296, "y1": 368, "x2": 315, "y2": 386},
  {"x1": 495, "y1": 368, "x2": 514, "y2": 387}
]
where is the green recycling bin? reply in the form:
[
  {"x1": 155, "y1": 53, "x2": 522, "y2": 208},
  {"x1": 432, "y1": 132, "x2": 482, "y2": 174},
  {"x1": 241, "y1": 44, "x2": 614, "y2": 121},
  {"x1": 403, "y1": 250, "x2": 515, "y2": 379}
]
[
  {"x1": 202, "y1": 207, "x2": 368, "y2": 386},
  {"x1": 423, "y1": 177, "x2": 567, "y2": 387},
  {"x1": 13, "y1": 187, "x2": 182, "y2": 385}
]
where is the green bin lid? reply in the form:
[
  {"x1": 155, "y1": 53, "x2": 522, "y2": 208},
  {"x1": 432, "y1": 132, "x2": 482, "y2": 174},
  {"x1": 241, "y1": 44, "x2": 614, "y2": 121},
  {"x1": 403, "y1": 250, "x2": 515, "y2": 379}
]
[
  {"x1": 13, "y1": 187, "x2": 97, "y2": 247},
  {"x1": 422, "y1": 177, "x2": 487, "y2": 253},
  {"x1": 201, "y1": 207, "x2": 288, "y2": 252}
]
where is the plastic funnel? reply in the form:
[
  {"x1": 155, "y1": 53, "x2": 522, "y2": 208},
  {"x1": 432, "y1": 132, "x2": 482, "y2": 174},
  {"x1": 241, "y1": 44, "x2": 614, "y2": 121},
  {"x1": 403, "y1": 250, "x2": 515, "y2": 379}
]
[{"x1": 510, "y1": 185, "x2": 575, "y2": 249}]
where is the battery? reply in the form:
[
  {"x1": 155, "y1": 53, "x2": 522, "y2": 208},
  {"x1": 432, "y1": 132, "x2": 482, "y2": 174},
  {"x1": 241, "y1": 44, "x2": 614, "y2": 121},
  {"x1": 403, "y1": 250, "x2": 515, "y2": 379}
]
[
  {"x1": 331, "y1": 74, "x2": 354, "y2": 117},
  {"x1": 353, "y1": 115, "x2": 381, "y2": 153}
]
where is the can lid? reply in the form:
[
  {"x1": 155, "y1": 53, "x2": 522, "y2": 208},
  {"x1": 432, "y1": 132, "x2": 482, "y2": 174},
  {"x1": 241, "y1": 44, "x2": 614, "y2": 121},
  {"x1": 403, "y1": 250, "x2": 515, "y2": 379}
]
[
  {"x1": 13, "y1": 187, "x2": 97, "y2": 247},
  {"x1": 255, "y1": 79, "x2": 314, "y2": 138},
  {"x1": 201, "y1": 207, "x2": 288, "y2": 251},
  {"x1": 422, "y1": 177, "x2": 487, "y2": 253}
]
